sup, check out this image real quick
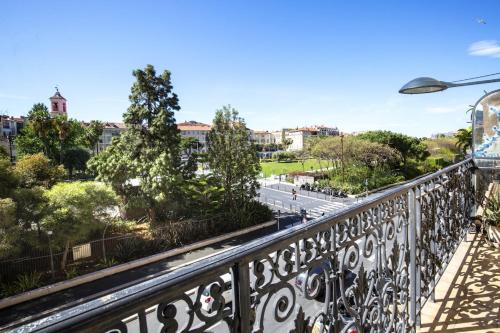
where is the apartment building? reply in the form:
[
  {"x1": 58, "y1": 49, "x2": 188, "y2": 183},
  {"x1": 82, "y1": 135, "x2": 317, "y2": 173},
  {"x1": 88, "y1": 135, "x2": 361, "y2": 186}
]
[{"x1": 177, "y1": 121, "x2": 211, "y2": 152}]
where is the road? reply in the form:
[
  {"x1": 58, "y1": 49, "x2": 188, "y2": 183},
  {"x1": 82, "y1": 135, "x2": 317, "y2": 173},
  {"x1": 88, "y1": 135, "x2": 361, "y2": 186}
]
[
  {"x1": 0, "y1": 223, "x2": 296, "y2": 330},
  {"x1": 257, "y1": 182, "x2": 356, "y2": 219}
]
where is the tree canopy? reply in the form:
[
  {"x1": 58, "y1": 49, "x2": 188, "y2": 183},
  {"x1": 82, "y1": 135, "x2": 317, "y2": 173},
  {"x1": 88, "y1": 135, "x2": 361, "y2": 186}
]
[
  {"x1": 207, "y1": 106, "x2": 260, "y2": 211},
  {"x1": 88, "y1": 65, "x2": 191, "y2": 222},
  {"x1": 357, "y1": 131, "x2": 429, "y2": 163}
]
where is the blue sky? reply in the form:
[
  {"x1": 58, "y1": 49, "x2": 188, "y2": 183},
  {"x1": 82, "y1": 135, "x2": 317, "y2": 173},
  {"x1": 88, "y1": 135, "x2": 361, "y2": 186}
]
[{"x1": 1, "y1": 0, "x2": 499, "y2": 137}]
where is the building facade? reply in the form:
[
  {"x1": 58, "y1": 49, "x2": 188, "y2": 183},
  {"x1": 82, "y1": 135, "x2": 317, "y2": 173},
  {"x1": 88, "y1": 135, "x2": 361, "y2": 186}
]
[
  {"x1": 97, "y1": 122, "x2": 127, "y2": 152},
  {"x1": 284, "y1": 125, "x2": 339, "y2": 151},
  {"x1": 177, "y1": 121, "x2": 211, "y2": 152}
]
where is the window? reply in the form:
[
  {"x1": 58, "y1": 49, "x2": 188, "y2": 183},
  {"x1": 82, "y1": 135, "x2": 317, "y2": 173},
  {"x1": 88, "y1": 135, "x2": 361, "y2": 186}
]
[
  {"x1": 53, "y1": 102, "x2": 58, "y2": 111},
  {"x1": 63, "y1": 103, "x2": 67, "y2": 113},
  {"x1": 2, "y1": 122, "x2": 9, "y2": 129}
]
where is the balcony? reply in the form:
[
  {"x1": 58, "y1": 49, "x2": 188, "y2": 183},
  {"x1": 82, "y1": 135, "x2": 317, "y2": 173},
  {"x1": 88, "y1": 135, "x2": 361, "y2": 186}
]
[{"x1": 9, "y1": 159, "x2": 499, "y2": 332}]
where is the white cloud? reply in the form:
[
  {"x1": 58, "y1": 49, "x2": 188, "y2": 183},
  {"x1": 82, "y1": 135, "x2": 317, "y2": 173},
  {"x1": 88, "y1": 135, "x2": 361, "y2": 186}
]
[{"x1": 468, "y1": 40, "x2": 500, "y2": 58}]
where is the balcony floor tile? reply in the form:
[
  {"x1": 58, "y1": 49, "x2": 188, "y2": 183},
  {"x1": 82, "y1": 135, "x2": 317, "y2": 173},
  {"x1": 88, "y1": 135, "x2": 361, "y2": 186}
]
[{"x1": 418, "y1": 233, "x2": 500, "y2": 333}]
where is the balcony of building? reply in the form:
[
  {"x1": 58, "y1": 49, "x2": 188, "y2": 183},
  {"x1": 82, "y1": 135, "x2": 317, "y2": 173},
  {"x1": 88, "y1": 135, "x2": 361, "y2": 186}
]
[{"x1": 7, "y1": 159, "x2": 500, "y2": 333}]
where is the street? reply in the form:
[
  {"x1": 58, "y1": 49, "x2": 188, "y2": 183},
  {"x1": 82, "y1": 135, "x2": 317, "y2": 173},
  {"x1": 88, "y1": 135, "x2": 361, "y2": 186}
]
[{"x1": 257, "y1": 181, "x2": 356, "y2": 220}]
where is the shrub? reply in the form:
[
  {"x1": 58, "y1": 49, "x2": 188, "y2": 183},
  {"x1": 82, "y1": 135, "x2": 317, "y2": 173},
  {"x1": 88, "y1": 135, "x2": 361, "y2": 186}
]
[
  {"x1": 484, "y1": 192, "x2": 500, "y2": 227},
  {"x1": 14, "y1": 153, "x2": 66, "y2": 188}
]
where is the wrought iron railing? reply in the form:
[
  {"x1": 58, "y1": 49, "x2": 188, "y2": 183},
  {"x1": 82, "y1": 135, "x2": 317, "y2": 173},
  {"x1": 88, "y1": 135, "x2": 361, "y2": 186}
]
[{"x1": 12, "y1": 159, "x2": 475, "y2": 333}]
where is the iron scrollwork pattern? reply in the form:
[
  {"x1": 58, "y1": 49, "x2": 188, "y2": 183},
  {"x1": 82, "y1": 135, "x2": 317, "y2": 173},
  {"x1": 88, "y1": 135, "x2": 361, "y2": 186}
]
[{"x1": 18, "y1": 160, "x2": 475, "y2": 333}]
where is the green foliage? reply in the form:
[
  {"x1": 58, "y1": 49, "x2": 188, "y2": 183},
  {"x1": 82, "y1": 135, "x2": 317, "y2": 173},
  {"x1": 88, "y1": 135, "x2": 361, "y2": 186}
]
[
  {"x1": 65, "y1": 266, "x2": 79, "y2": 279},
  {"x1": 184, "y1": 175, "x2": 225, "y2": 217},
  {"x1": 260, "y1": 159, "x2": 328, "y2": 176},
  {"x1": 84, "y1": 120, "x2": 104, "y2": 154},
  {"x1": 63, "y1": 147, "x2": 90, "y2": 177},
  {"x1": 14, "y1": 153, "x2": 66, "y2": 188},
  {"x1": 351, "y1": 139, "x2": 402, "y2": 170},
  {"x1": 12, "y1": 187, "x2": 47, "y2": 230},
  {"x1": 0, "y1": 158, "x2": 18, "y2": 198},
  {"x1": 272, "y1": 151, "x2": 297, "y2": 162},
  {"x1": 207, "y1": 106, "x2": 260, "y2": 212},
  {"x1": 42, "y1": 181, "x2": 118, "y2": 246},
  {"x1": 89, "y1": 65, "x2": 188, "y2": 222},
  {"x1": 0, "y1": 146, "x2": 8, "y2": 159},
  {"x1": 454, "y1": 127, "x2": 472, "y2": 155},
  {"x1": 1, "y1": 271, "x2": 42, "y2": 297},
  {"x1": 15, "y1": 104, "x2": 87, "y2": 167},
  {"x1": 484, "y1": 192, "x2": 500, "y2": 227},
  {"x1": 96, "y1": 258, "x2": 119, "y2": 268},
  {"x1": 0, "y1": 198, "x2": 21, "y2": 258},
  {"x1": 87, "y1": 135, "x2": 137, "y2": 203},
  {"x1": 423, "y1": 137, "x2": 460, "y2": 163},
  {"x1": 16, "y1": 103, "x2": 55, "y2": 158},
  {"x1": 357, "y1": 130, "x2": 429, "y2": 168}
]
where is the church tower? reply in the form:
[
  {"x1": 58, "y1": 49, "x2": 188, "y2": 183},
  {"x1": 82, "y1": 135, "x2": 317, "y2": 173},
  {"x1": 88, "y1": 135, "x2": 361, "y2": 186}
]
[{"x1": 49, "y1": 87, "x2": 67, "y2": 118}]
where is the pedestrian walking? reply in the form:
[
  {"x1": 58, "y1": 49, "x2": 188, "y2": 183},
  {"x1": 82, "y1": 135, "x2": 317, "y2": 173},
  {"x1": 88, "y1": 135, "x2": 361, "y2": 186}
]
[{"x1": 292, "y1": 189, "x2": 297, "y2": 200}]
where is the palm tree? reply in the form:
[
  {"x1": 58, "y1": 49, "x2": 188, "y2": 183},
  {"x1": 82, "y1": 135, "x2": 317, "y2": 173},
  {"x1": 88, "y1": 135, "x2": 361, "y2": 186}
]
[
  {"x1": 53, "y1": 115, "x2": 71, "y2": 163},
  {"x1": 28, "y1": 103, "x2": 52, "y2": 155},
  {"x1": 85, "y1": 120, "x2": 104, "y2": 154},
  {"x1": 455, "y1": 127, "x2": 472, "y2": 155}
]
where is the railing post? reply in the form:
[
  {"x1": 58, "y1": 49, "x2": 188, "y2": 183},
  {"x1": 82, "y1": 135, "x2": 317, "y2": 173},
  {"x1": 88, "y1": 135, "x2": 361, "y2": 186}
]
[
  {"x1": 233, "y1": 261, "x2": 251, "y2": 333},
  {"x1": 409, "y1": 188, "x2": 418, "y2": 330}
]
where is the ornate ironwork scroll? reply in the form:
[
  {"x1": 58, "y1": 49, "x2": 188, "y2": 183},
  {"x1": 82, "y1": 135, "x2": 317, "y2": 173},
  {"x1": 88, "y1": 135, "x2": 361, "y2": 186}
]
[{"x1": 14, "y1": 160, "x2": 475, "y2": 333}]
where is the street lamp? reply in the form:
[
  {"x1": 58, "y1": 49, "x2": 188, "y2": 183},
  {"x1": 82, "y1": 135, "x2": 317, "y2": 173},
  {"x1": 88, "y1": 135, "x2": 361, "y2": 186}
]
[
  {"x1": 400, "y1": 73, "x2": 500, "y2": 169},
  {"x1": 47, "y1": 230, "x2": 55, "y2": 278},
  {"x1": 7, "y1": 134, "x2": 14, "y2": 163},
  {"x1": 340, "y1": 133, "x2": 345, "y2": 184},
  {"x1": 399, "y1": 74, "x2": 500, "y2": 94}
]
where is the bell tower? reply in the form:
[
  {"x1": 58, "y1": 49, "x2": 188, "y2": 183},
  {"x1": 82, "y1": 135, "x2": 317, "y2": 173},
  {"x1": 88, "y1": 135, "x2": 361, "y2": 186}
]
[{"x1": 49, "y1": 87, "x2": 67, "y2": 118}]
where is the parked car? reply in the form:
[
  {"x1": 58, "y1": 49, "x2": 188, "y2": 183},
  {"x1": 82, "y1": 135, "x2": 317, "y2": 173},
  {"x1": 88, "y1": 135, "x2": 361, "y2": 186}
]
[
  {"x1": 296, "y1": 262, "x2": 358, "y2": 332},
  {"x1": 200, "y1": 273, "x2": 233, "y2": 313}
]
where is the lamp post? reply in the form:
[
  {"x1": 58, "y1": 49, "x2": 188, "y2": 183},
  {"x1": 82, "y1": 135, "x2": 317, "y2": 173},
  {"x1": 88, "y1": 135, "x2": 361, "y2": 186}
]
[
  {"x1": 399, "y1": 73, "x2": 500, "y2": 169},
  {"x1": 399, "y1": 74, "x2": 500, "y2": 94},
  {"x1": 47, "y1": 230, "x2": 55, "y2": 279},
  {"x1": 7, "y1": 134, "x2": 14, "y2": 163},
  {"x1": 340, "y1": 133, "x2": 345, "y2": 184}
]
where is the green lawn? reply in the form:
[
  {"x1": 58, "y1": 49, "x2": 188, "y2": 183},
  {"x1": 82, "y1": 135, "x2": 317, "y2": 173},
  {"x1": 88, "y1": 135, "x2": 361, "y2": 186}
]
[{"x1": 260, "y1": 159, "x2": 330, "y2": 177}]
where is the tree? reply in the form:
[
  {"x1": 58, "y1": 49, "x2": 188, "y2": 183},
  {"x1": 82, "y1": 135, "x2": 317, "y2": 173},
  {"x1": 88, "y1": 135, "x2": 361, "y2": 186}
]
[
  {"x1": 42, "y1": 181, "x2": 118, "y2": 270},
  {"x1": 15, "y1": 104, "x2": 86, "y2": 164},
  {"x1": 0, "y1": 158, "x2": 18, "y2": 198},
  {"x1": 63, "y1": 147, "x2": 90, "y2": 177},
  {"x1": 84, "y1": 120, "x2": 104, "y2": 154},
  {"x1": 87, "y1": 135, "x2": 138, "y2": 214},
  {"x1": 14, "y1": 153, "x2": 65, "y2": 188},
  {"x1": 0, "y1": 146, "x2": 8, "y2": 160},
  {"x1": 207, "y1": 106, "x2": 260, "y2": 212},
  {"x1": 357, "y1": 130, "x2": 429, "y2": 174},
  {"x1": 53, "y1": 115, "x2": 72, "y2": 163},
  {"x1": 455, "y1": 127, "x2": 472, "y2": 155},
  {"x1": 352, "y1": 140, "x2": 402, "y2": 170},
  {"x1": 89, "y1": 65, "x2": 188, "y2": 222},
  {"x1": 282, "y1": 138, "x2": 293, "y2": 151},
  {"x1": 0, "y1": 198, "x2": 21, "y2": 258},
  {"x1": 12, "y1": 187, "x2": 47, "y2": 235},
  {"x1": 295, "y1": 150, "x2": 309, "y2": 171},
  {"x1": 16, "y1": 104, "x2": 57, "y2": 159}
]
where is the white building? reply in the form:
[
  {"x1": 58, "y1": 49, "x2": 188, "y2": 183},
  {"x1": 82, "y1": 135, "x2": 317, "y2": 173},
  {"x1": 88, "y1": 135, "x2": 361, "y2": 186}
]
[
  {"x1": 251, "y1": 130, "x2": 274, "y2": 144},
  {"x1": 284, "y1": 125, "x2": 339, "y2": 151},
  {"x1": 97, "y1": 122, "x2": 127, "y2": 152}
]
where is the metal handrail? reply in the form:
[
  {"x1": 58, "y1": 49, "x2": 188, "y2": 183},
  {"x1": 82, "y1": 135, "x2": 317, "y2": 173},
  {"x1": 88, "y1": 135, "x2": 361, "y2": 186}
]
[{"x1": 13, "y1": 158, "x2": 475, "y2": 333}]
